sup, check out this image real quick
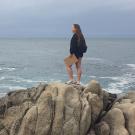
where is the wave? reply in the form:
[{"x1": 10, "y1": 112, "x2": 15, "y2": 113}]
[
  {"x1": 105, "y1": 73, "x2": 135, "y2": 94},
  {"x1": 0, "y1": 67, "x2": 16, "y2": 71},
  {"x1": 8, "y1": 86, "x2": 26, "y2": 90},
  {"x1": 99, "y1": 76, "x2": 120, "y2": 81},
  {"x1": 88, "y1": 75, "x2": 97, "y2": 78},
  {"x1": 83, "y1": 57, "x2": 105, "y2": 62},
  {"x1": 0, "y1": 76, "x2": 48, "y2": 83},
  {"x1": 0, "y1": 85, "x2": 26, "y2": 90},
  {"x1": 0, "y1": 93, "x2": 7, "y2": 98},
  {"x1": 49, "y1": 79, "x2": 62, "y2": 83},
  {"x1": 0, "y1": 85, "x2": 27, "y2": 97},
  {"x1": 0, "y1": 76, "x2": 6, "y2": 81},
  {"x1": 126, "y1": 64, "x2": 135, "y2": 70},
  {"x1": 104, "y1": 88, "x2": 122, "y2": 94},
  {"x1": 107, "y1": 83, "x2": 125, "y2": 94}
]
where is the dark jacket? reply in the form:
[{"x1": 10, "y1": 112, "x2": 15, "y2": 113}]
[{"x1": 70, "y1": 33, "x2": 84, "y2": 59}]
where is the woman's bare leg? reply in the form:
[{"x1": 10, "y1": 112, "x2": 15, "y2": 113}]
[
  {"x1": 75, "y1": 57, "x2": 82, "y2": 82},
  {"x1": 66, "y1": 64, "x2": 74, "y2": 81}
]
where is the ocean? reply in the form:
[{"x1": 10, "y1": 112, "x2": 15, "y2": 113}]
[{"x1": 0, "y1": 37, "x2": 135, "y2": 96}]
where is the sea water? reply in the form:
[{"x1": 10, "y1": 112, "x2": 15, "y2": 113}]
[{"x1": 0, "y1": 37, "x2": 135, "y2": 96}]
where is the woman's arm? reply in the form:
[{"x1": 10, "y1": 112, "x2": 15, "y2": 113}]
[{"x1": 70, "y1": 34, "x2": 77, "y2": 54}]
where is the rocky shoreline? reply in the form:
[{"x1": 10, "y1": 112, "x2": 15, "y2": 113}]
[{"x1": 0, "y1": 80, "x2": 135, "y2": 135}]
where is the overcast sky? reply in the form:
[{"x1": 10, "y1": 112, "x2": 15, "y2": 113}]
[{"x1": 0, "y1": 0, "x2": 135, "y2": 37}]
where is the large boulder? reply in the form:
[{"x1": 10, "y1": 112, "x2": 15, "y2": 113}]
[
  {"x1": 0, "y1": 80, "x2": 134, "y2": 135},
  {"x1": 0, "y1": 81, "x2": 102, "y2": 135},
  {"x1": 97, "y1": 91, "x2": 135, "y2": 135},
  {"x1": 95, "y1": 121, "x2": 110, "y2": 135},
  {"x1": 113, "y1": 102, "x2": 135, "y2": 135},
  {"x1": 101, "y1": 108, "x2": 129, "y2": 135},
  {"x1": 83, "y1": 80, "x2": 103, "y2": 96}
]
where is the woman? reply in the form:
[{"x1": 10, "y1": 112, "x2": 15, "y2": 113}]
[{"x1": 66, "y1": 24, "x2": 87, "y2": 85}]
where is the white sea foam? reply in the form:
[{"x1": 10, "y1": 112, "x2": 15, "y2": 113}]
[
  {"x1": 88, "y1": 75, "x2": 97, "y2": 78},
  {"x1": 106, "y1": 73, "x2": 135, "y2": 93},
  {"x1": 8, "y1": 86, "x2": 26, "y2": 90},
  {"x1": 106, "y1": 87, "x2": 122, "y2": 94},
  {"x1": 0, "y1": 85, "x2": 26, "y2": 90},
  {"x1": 83, "y1": 57, "x2": 105, "y2": 62},
  {"x1": 6, "y1": 67, "x2": 16, "y2": 71},
  {"x1": 100, "y1": 76, "x2": 120, "y2": 81},
  {"x1": 14, "y1": 78, "x2": 40, "y2": 83},
  {"x1": 0, "y1": 76, "x2": 6, "y2": 81},
  {"x1": 0, "y1": 93, "x2": 7, "y2": 98},
  {"x1": 49, "y1": 79, "x2": 62, "y2": 83},
  {"x1": 50, "y1": 79, "x2": 62, "y2": 82},
  {"x1": 126, "y1": 64, "x2": 135, "y2": 70},
  {"x1": 0, "y1": 76, "x2": 48, "y2": 83},
  {"x1": 15, "y1": 78, "x2": 48, "y2": 83},
  {"x1": 0, "y1": 67, "x2": 16, "y2": 71}
]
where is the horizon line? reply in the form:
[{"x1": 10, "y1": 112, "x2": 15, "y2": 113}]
[{"x1": 0, "y1": 36, "x2": 135, "y2": 39}]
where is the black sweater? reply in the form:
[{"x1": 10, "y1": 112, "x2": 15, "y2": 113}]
[{"x1": 70, "y1": 33, "x2": 83, "y2": 59}]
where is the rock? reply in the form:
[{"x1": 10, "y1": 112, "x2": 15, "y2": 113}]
[
  {"x1": 17, "y1": 106, "x2": 38, "y2": 135},
  {"x1": 0, "y1": 82, "x2": 93, "y2": 135},
  {"x1": 80, "y1": 94, "x2": 91, "y2": 135},
  {"x1": 101, "y1": 108, "x2": 129, "y2": 135},
  {"x1": 113, "y1": 102, "x2": 135, "y2": 135},
  {"x1": 87, "y1": 93, "x2": 103, "y2": 125},
  {"x1": 123, "y1": 91, "x2": 135, "y2": 102},
  {"x1": 102, "y1": 90, "x2": 110, "y2": 110},
  {"x1": 95, "y1": 121, "x2": 110, "y2": 135},
  {"x1": 0, "y1": 81, "x2": 134, "y2": 135},
  {"x1": 84, "y1": 80, "x2": 102, "y2": 96},
  {"x1": 97, "y1": 90, "x2": 135, "y2": 135},
  {"x1": 88, "y1": 129, "x2": 96, "y2": 135},
  {"x1": 0, "y1": 129, "x2": 8, "y2": 135}
]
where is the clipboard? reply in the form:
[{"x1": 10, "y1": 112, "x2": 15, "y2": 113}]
[{"x1": 64, "y1": 54, "x2": 78, "y2": 66}]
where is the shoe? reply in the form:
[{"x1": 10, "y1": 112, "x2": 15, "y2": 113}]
[
  {"x1": 75, "y1": 81, "x2": 80, "y2": 85},
  {"x1": 75, "y1": 81, "x2": 84, "y2": 85},
  {"x1": 65, "y1": 80, "x2": 75, "y2": 85}
]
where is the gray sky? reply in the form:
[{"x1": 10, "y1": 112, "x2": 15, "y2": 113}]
[{"x1": 0, "y1": 0, "x2": 135, "y2": 37}]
